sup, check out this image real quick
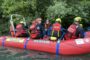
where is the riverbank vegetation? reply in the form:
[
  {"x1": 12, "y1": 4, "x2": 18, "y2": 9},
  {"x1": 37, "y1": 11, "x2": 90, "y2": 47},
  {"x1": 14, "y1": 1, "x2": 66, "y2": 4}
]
[{"x1": 0, "y1": 0, "x2": 90, "y2": 35}]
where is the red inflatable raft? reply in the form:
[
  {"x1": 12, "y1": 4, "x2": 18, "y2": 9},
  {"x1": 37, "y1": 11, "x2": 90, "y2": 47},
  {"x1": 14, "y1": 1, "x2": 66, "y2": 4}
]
[{"x1": 0, "y1": 36, "x2": 90, "y2": 55}]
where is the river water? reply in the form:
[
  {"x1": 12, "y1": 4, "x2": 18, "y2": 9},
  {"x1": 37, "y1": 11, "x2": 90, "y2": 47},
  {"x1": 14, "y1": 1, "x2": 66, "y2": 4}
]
[{"x1": 0, "y1": 47, "x2": 89, "y2": 60}]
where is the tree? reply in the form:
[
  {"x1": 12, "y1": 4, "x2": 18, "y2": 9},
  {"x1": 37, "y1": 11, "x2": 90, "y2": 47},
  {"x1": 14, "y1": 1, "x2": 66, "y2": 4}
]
[
  {"x1": 46, "y1": 0, "x2": 90, "y2": 28},
  {"x1": 47, "y1": 0, "x2": 90, "y2": 19},
  {"x1": 1, "y1": 0, "x2": 40, "y2": 17},
  {"x1": 47, "y1": 1, "x2": 71, "y2": 18}
]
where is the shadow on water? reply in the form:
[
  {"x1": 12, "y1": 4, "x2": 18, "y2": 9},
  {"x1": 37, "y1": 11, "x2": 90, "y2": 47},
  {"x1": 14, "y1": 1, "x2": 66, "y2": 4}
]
[{"x1": 0, "y1": 47, "x2": 89, "y2": 60}]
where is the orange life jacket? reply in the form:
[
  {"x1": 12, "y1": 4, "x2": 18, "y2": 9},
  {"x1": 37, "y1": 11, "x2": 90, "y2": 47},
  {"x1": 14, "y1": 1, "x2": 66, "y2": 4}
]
[{"x1": 51, "y1": 23, "x2": 61, "y2": 37}]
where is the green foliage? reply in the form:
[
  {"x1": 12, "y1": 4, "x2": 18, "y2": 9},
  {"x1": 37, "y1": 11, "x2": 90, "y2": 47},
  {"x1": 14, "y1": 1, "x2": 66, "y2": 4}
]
[
  {"x1": 1, "y1": 0, "x2": 31, "y2": 16},
  {"x1": 46, "y1": 0, "x2": 90, "y2": 28},
  {"x1": 1, "y1": 0, "x2": 53, "y2": 18},
  {"x1": 0, "y1": 21, "x2": 9, "y2": 36},
  {"x1": 0, "y1": 0, "x2": 90, "y2": 35},
  {"x1": 47, "y1": 1, "x2": 71, "y2": 18},
  {"x1": 47, "y1": 0, "x2": 90, "y2": 19},
  {"x1": 35, "y1": 0, "x2": 53, "y2": 17}
]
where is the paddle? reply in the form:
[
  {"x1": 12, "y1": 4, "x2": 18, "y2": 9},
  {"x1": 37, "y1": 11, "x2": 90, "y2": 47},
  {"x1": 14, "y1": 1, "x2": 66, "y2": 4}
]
[{"x1": 10, "y1": 15, "x2": 16, "y2": 36}]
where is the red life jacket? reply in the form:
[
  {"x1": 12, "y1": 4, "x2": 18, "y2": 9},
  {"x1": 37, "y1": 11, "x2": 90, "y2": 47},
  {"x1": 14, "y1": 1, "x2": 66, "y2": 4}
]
[
  {"x1": 29, "y1": 24, "x2": 40, "y2": 39},
  {"x1": 65, "y1": 24, "x2": 77, "y2": 40},
  {"x1": 51, "y1": 23, "x2": 61, "y2": 37},
  {"x1": 52, "y1": 23, "x2": 61, "y2": 31},
  {"x1": 30, "y1": 29, "x2": 39, "y2": 39},
  {"x1": 68, "y1": 24, "x2": 77, "y2": 34},
  {"x1": 15, "y1": 23, "x2": 26, "y2": 37}
]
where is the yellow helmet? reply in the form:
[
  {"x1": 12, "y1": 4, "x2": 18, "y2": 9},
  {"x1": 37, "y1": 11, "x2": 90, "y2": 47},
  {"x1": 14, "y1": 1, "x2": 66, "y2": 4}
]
[
  {"x1": 20, "y1": 21, "x2": 24, "y2": 24},
  {"x1": 56, "y1": 18, "x2": 61, "y2": 23},
  {"x1": 74, "y1": 17, "x2": 82, "y2": 22}
]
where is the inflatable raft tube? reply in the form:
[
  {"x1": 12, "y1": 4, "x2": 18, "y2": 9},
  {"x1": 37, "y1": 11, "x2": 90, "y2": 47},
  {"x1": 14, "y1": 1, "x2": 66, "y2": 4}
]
[{"x1": 0, "y1": 36, "x2": 90, "y2": 55}]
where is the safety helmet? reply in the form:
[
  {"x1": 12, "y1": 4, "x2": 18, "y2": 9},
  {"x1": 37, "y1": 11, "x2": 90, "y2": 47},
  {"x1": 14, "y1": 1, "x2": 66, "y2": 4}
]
[
  {"x1": 74, "y1": 17, "x2": 82, "y2": 22},
  {"x1": 56, "y1": 18, "x2": 61, "y2": 23},
  {"x1": 20, "y1": 21, "x2": 24, "y2": 24}
]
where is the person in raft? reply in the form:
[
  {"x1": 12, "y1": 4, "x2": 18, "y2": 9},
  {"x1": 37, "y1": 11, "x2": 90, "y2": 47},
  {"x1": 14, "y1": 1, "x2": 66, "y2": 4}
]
[
  {"x1": 29, "y1": 20, "x2": 38, "y2": 39},
  {"x1": 43, "y1": 19, "x2": 51, "y2": 37},
  {"x1": 30, "y1": 18, "x2": 44, "y2": 39},
  {"x1": 64, "y1": 17, "x2": 84, "y2": 40},
  {"x1": 48, "y1": 18, "x2": 66, "y2": 41},
  {"x1": 10, "y1": 21, "x2": 28, "y2": 37},
  {"x1": 14, "y1": 21, "x2": 28, "y2": 37}
]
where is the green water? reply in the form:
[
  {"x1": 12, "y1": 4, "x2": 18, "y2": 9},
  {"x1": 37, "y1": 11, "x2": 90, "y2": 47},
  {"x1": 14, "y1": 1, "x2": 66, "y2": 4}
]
[{"x1": 0, "y1": 47, "x2": 89, "y2": 60}]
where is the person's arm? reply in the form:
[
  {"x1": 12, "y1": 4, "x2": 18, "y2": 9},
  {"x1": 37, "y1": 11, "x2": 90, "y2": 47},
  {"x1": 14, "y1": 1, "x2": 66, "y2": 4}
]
[
  {"x1": 58, "y1": 27, "x2": 66, "y2": 40},
  {"x1": 76, "y1": 27, "x2": 84, "y2": 38},
  {"x1": 61, "y1": 27, "x2": 67, "y2": 32},
  {"x1": 79, "y1": 28, "x2": 84, "y2": 38}
]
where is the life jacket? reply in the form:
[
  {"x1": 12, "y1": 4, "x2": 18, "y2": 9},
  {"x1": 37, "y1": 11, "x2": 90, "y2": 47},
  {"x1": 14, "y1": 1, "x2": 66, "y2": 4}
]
[
  {"x1": 30, "y1": 25, "x2": 39, "y2": 34},
  {"x1": 51, "y1": 23, "x2": 61, "y2": 38},
  {"x1": 65, "y1": 24, "x2": 77, "y2": 40},
  {"x1": 30, "y1": 29, "x2": 39, "y2": 39},
  {"x1": 15, "y1": 23, "x2": 26, "y2": 37},
  {"x1": 68, "y1": 24, "x2": 77, "y2": 34},
  {"x1": 29, "y1": 24, "x2": 40, "y2": 39}
]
